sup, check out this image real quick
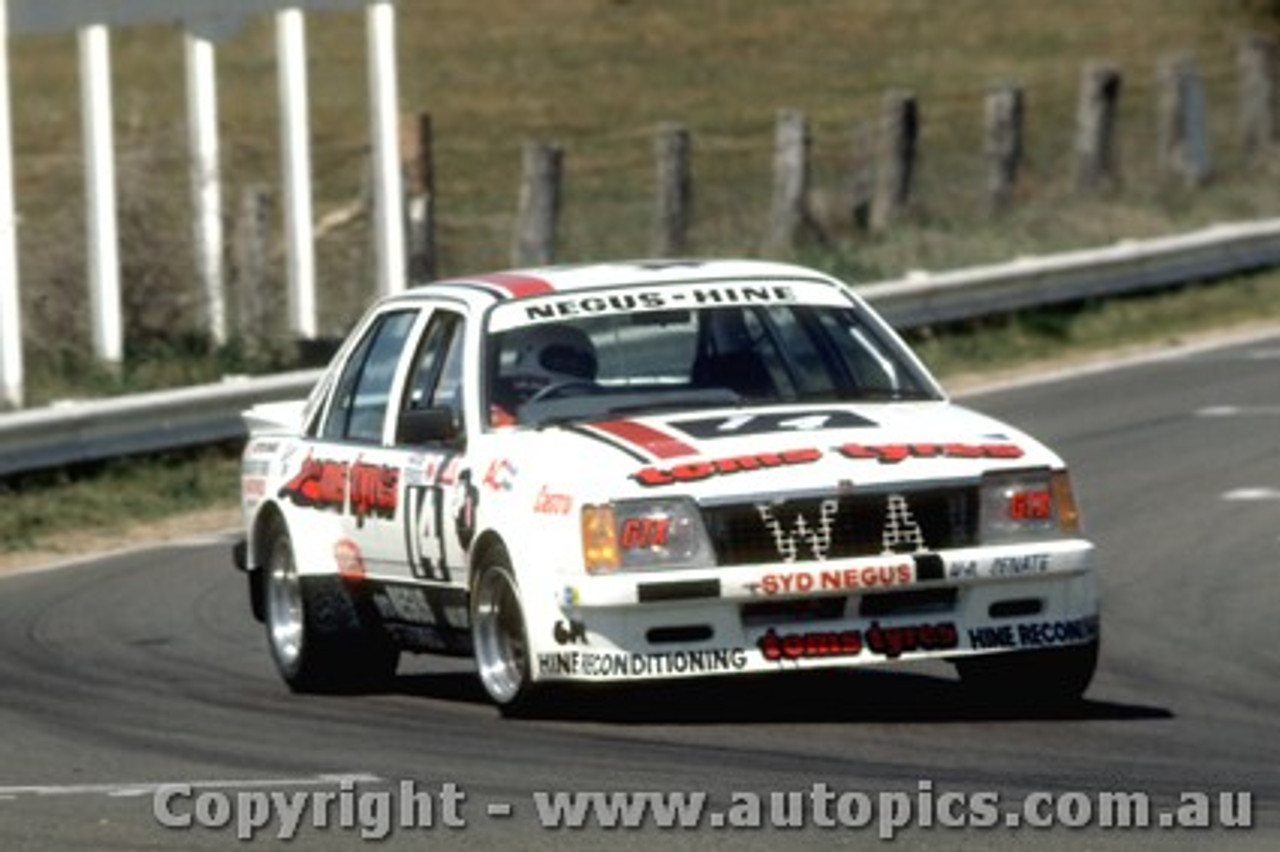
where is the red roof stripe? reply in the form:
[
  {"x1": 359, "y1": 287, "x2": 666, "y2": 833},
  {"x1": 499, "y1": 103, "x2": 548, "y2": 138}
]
[
  {"x1": 589, "y1": 419, "x2": 698, "y2": 460},
  {"x1": 476, "y1": 272, "x2": 556, "y2": 298}
]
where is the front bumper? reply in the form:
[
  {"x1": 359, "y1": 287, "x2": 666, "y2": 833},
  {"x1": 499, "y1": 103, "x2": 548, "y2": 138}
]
[{"x1": 531, "y1": 540, "x2": 1099, "y2": 683}]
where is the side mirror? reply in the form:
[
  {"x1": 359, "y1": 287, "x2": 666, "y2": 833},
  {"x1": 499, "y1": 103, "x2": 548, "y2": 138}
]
[{"x1": 397, "y1": 407, "x2": 463, "y2": 446}]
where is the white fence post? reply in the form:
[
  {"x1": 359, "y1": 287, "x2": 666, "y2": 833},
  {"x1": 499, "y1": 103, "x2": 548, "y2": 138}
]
[
  {"x1": 276, "y1": 7, "x2": 317, "y2": 340},
  {"x1": 185, "y1": 30, "x2": 225, "y2": 346},
  {"x1": 367, "y1": 1, "x2": 405, "y2": 296},
  {"x1": 79, "y1": 23, "x2": 123, "y2": 366},
  {"x1": 0, "y1": 1, "x2": 398, "y2": 406},
  {"x1": 0, "y1": 0, "x2": 21, "y2": 409}
]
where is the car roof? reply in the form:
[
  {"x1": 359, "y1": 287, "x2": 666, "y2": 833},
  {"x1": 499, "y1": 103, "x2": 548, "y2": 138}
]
[{"x1": 389, "y1": 259, "x2": 848, "y2": 307}]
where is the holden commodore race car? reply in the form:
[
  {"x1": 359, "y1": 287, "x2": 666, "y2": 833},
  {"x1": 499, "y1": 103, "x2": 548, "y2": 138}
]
[{"x1": 233, "y1": 259, "x2": 1099, "y2": 713}]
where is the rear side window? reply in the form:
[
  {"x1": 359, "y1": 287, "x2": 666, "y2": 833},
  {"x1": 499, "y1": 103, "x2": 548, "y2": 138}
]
[
  {"x1": 320, "y1": 310, "x2": 417, "y2": 443},
  {"x1": 403, "y1": 311, "x2": 467, "y2": 420}
]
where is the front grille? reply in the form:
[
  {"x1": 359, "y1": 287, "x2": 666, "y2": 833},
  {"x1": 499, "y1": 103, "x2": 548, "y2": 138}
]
[{"x1": 702, "y1": 486, "x2": 977, "y2": 566}]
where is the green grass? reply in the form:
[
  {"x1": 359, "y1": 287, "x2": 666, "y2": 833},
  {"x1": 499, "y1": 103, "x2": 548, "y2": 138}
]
[
  {"x1": 909, "y1": 268, "x2": 1280, "y2": 378},
  {"x1": 0, "y1": 444, "x2": 241, "y2": 554}
]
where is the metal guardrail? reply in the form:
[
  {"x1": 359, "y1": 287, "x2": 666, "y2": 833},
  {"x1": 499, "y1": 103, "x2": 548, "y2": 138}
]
[
  {"x1": 0, "y1": 369, "x2": 322, "y2": 476},
  {"x1": 861, "y1": 219, "x2": 1280, "y2": 328},
  {"x1": 3, "y1": 217, "x2": 1280, "y2": 477}
]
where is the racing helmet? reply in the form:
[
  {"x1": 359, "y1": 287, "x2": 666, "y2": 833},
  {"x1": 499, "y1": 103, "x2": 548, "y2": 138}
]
[{"x1": 498, "y1": 323, "x2": 598, "y2": 400}]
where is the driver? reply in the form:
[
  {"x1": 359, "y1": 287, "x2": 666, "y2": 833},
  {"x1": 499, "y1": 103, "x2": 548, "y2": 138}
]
[{"x1": 489, "y1": 323, "x2": 598, "y2": 426}]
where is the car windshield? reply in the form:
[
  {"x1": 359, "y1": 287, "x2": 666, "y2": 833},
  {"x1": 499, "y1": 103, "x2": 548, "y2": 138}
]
[{"x1": 484, "y1": 282, "x2": 940, "y2": 428}]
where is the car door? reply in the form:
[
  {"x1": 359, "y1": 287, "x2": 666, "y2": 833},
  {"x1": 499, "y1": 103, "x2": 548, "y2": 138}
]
[
  {"x1": 313, "y1": 302, "x2": 478, "y2": 587},
  {"x1": 390, "y1": 305, "x2": 475, "y2": 589},
  {"x1": 280, "y1": 306, "x2": 420, "y2": 579}
]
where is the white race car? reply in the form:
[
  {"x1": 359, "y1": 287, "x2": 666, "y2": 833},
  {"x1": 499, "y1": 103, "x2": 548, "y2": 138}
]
[{"x1": 233, "y1": 260, "x2": 1099, "y2": 713}]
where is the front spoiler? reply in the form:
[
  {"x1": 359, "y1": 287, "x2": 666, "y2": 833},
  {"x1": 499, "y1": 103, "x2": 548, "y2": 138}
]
[{"x1": 529, "y1": 559, "x2": 1099, "y2": 685}]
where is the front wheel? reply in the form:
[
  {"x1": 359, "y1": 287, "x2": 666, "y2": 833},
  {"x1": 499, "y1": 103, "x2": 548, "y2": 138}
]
[
  {"x1": 954, "y1": 639, "x2": 1099, "y2": 706},
  {"x1": 471, "y1": 547, "x2": 542, "y2": 714},
  {"x1": 263, "y1": 526, "x2": 398, "y2": 693}
]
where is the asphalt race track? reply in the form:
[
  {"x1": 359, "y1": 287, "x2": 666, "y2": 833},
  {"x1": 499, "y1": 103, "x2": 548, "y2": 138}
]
[{"x1": 1, "y1": 331, "x2": 1277, "y2": 850}]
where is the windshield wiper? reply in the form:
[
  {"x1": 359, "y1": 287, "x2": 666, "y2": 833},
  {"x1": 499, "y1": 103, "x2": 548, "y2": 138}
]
[
  {"x1": 602, "y1": 390, "x2": 743, "y2": 418},
  {"x1": 791, "y1": 388, "x2": 938, "y2": 403}
]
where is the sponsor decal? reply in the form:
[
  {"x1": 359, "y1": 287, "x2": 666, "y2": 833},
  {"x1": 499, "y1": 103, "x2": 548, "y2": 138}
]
[
  {"x1": 756, "y1": 499, "x2": 839, "y2": 562},
  {"x1": 533, "y1": 486, "x2": 574, "y2": 515},
  {"x1": 632, "y1": 442, "x2": 1026, "y2": 486},
  {"x1": 619, "y1": 516, "x2": 670, "y2": 549},
  {"x1": 280, "y1": 453, "x2": 347, "y2": 512},
  {"x1": 753, "y1": 562, "x2": 914, "y2": 596},
  {"x1": 881, "y1": 494, "x2": 927, "y2": 554},
  {"x1": 334, "y1": 539, "x2": 366, "y2": 578},
  {"x1": 632, "y1": 448, "x2": 821, "y2": 487},
  {"x1": 481, "y1": 458, "x2": 518, "y2": 492},
  {"x1": 523, "y1": 285, "x2": 797, "y2": 322},
  {"x1": 990, "y1": 553, "x2": 1051, "y2": 576},
  {"x1": 526, "y1": 292, "x2": 666, "y2": 320},
  {"x1": 757, "y1": 620, "x2": 959, "y2": 662},
  {"x1": 1009, "y1": 489, "x2": 1052, "y2": 521},
  {"x1": 967, "y1": 615, "x2": 1099, "y2": 650},
  {"x1": 865, "y1": 620, "x2": 959, "y2": 658},
  {"x1": 536, "y1": 648, "x2": 749, "y2": 678},
  {"x1": 348, "y1": 460, "x2": 399, "y2": 524},
  {"x1": 759, "y1": 628, "x2": 863, "y2": 661},
  {"x1": 246, "y1": 440, "x2": 280, "y2": 457},
  {"x1": 553, "y1": 619, "x2": 588, "y2": 646},
  {"x1": 835, "y1": 442, "x2": 1025, "y2": 464},
  {"x1": 948, "y1": 559, "x2": 979, "y2": 580},
  {"x1": 279, "y1": 454, "x2": 399, "y2": 524},
  {"x1": 241, "y1": 477, "x2": 267, "y2": 499}
]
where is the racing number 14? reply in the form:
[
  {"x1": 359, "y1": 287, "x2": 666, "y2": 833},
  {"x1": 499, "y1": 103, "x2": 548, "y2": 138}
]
[
  {"x1": 672, "y1": 409, "x2": 872, "y2": 439},
  {"x1": 406, "y1": 485, "x2": 451, "y2": 582}
]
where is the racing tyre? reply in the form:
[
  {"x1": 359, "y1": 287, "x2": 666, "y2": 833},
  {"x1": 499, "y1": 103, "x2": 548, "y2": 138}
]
[
  {"x1": 471, "y1": 547, "x2": 544, "y2": 715},
  {"x1": 955, "y1": 639, "x2": 1098, "y2": 706},
  {"x1": 263, "y1": 525, "x2": 399, "y2": 693}
]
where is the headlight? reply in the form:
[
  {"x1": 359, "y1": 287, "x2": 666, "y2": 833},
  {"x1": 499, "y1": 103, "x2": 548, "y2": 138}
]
[
  {"x1": 979, "y1": 468, "x2": 1082, "y2": 544},
  {"x1": 581, "y1": 498, "x2": 714, "y2": 574}
]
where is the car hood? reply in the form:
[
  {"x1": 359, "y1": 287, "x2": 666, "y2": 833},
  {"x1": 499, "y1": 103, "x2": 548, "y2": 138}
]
[{"x1": 497, "y1": 401, "x2": 1061, "y2": 501}]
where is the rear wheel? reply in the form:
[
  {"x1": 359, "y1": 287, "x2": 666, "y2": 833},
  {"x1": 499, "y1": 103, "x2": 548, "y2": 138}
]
[
  {"x1": 955, "y1": 639, "x2": 1098, "y2": 706},
  {"x1": 263, "y1": 526, "x2": 398, "y2": 693},
  {"x1": 471, "y1": 547, "x2": 541, "y2": 714}
]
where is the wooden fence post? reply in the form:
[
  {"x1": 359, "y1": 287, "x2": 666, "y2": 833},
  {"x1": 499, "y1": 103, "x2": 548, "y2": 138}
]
[
  {"x1": 512, "y1": 141, "x2": 563, "y2": 267},
  {"x1": 984, "y1": 84, "x2": 1024, "y2": 212},
  {"x1": 653, "y1": 122, "x2": 692, "y2": 257},
  {"x1": 766, "y1": 110, "x2": 819, "y2": 251},
  {"x1": 401, "y1": 111, "x2": 436, "y2": 280},
  {"x1": 1074, "y1": 61, "x2": 1122, "y2": 191},
  {"x1": 1239, "y1": 33, "x2": 1277, "y2": 157},
  {"x1": 848, "y1": 120, "x2": 874, "y2": 232},
  {"x1": 872, "y1": 89, "x2": 918, "y2": 231},
  {"x1": 1158, "y1": 53, "x2": 1211, "y2": 186},
  {"x1": 232, "y1": 184, "x2": 272, "y2": 351}
]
